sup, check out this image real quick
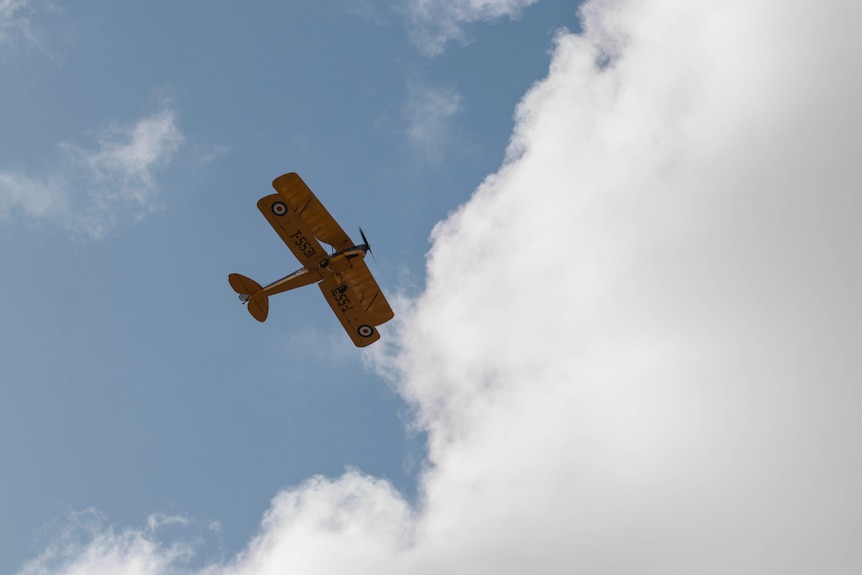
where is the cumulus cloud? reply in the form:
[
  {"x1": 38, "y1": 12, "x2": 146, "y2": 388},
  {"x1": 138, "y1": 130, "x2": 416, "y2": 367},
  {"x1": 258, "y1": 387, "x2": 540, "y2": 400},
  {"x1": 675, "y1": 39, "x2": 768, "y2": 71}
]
[
  {"x1": 17, "y1": 0, "x2": 862, "y2": 573},
  {"x1": 217, "y1": 472, "x2": 413, "y2": 575},
  {"x1": 402, "y1": 0, "x2": 539, "y2": 55},
  {"x1": 0, "y1": 110, "x2": 183, "y2": 238}
]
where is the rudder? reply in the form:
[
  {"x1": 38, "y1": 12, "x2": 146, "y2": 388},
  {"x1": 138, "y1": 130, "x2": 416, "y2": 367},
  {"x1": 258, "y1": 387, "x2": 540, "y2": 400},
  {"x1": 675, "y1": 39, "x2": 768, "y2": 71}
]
[{"x1": 228, "y1": 273, "x2": 269, "y2": 322}]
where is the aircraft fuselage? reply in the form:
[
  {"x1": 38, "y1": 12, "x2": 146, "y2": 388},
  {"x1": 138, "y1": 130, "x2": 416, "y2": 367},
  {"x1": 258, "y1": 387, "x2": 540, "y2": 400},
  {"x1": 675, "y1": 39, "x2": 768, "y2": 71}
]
[{"x1": 254, "y1": 245, "x2": 367, "y2": 299}]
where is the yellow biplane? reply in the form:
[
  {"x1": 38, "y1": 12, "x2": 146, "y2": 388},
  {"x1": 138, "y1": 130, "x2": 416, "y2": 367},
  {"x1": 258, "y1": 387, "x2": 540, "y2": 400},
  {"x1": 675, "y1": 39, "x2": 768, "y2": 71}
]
[{"x1": 229, "y1": 172, "x2": 394, "y2": 347}]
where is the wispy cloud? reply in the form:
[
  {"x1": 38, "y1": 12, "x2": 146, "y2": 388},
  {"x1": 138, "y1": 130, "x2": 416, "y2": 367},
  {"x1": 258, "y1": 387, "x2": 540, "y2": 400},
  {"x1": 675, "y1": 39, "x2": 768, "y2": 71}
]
[
  {"x1": 0, "y1": 0, "x2": 31, "y2": 44},
  {"x1": 401, "y1": 0, "x2": 539, "y2": 55},
  {"x1": 16, "y1": 509, "x2": 213, "y2": 575},
  {"x1": 16, "y1": 0, "x2": 862, "y2": 573},
  {"x1": 0, "y1": 170, "x2": 66, "y2": 220},
  {"x1": 0, "y1": 0, "x2": 27, "y2": 20},
  {"x1": 404, "y1": 80, "x2": 462, "y2": 161},
  {"x1": 0, "y1": 0, "x2": 58, "y2": 58},
  {"x1": 67, "y1": 110, "x2": 184, "y2": 207},
  {"x1": 346, "y1": 0, "x2": 394, "y2": 27},
  {"x1": 0, "y1": 109, "x2": 183, "y2": 238}
]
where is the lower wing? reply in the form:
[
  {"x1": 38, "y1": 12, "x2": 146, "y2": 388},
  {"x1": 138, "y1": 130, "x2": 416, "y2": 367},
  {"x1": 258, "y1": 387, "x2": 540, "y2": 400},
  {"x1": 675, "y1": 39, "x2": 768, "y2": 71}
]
[{"x1": 319, "y1": 278, "x2": 383, "y2": 347}]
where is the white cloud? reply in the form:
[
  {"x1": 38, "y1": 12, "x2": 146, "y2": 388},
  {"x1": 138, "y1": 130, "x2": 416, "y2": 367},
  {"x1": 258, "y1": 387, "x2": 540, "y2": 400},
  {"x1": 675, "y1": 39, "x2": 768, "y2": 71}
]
[
  {"x1": 219, "y1": 472, "x2": 413, "y2": 575},
  {"x1": 0, "y1": 0, "x2": 29, "y2": 33},
  {"x1": 69, "y1": 110, "x2": 184, "y2": 207},
  {"x1": 346, "y1": 0, "x2": 394, "y2": 27},
  {"x1": 402, "y1": 0, "x2": 539, "y2": 55},
  {"x1": 0, "y1": 0, "x2": 58, "y2": 57},
  {"x1": 404, "y1": 80, "x2": 462, "y2": 161},
  {"x1": 0, "y1": 0, "x2": 30, "y2": 51},
  {"x1": 17, "y1": 510, "x2": 202, "y2": 575},
  {"x1": 17, "y1": 0, "x2": 862, "y2": 573},
  {"x1": 0, "y1": 170, "x2": 67, "y2": 219},
  {"x1": 0, "y1": 110, "x2": 183, "y2": 238}
]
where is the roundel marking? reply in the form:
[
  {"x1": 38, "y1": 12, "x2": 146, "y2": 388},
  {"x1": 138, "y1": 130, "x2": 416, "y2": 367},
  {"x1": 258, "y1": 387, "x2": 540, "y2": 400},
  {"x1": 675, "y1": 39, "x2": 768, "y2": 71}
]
[
  {"x1": 357, "y1": 324, "x2": 374, "y2": 338},
  {"x1": 271, "y1": 201, "x2": 288, "y2": 216}
]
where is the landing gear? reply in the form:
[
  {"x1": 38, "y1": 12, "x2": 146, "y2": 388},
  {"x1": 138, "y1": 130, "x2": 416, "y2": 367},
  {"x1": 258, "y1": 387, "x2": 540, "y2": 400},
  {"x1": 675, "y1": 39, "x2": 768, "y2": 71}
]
[{"x1": 337, "y1": 285, "x2": 348, "y2": 294}]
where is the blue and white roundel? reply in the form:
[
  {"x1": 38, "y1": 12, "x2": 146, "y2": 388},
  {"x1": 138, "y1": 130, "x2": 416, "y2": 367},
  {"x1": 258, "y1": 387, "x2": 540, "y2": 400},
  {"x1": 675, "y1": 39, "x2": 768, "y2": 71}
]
[
  {"x1": 271, "y1": 201, "x2": 288, "y2": 216},
  {"x1": 357, "y1": 325, "x2": 374, "y2": 338}
]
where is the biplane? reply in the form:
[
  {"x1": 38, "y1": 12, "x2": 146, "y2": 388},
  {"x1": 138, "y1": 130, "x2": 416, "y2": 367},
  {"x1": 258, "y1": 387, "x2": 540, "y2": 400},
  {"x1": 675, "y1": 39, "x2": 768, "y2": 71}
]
[{"x1": 228, "y1": 173, "x2": 394, "y2": 347}]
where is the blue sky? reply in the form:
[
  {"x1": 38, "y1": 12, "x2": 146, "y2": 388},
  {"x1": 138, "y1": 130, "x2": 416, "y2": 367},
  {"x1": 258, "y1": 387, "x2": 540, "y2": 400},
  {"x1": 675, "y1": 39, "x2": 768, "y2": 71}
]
[{"x1": 4, "y1": 1, "x2": 862, "y2": 574}]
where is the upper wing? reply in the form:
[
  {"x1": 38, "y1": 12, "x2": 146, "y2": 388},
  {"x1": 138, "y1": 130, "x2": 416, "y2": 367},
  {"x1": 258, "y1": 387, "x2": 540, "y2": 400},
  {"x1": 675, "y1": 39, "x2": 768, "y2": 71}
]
[
  {"x1": 341, "y1": 260, "x2": 394, "y2": 326},
  {"x1": 271, "y1": 173, "x2": 353, "y2": 252},
  {"x1": 319, "y1": 278, "x2": 383, "y2": 347},
  {"x1": 258, "y1": 194, "x2": 330, "y2": 271}
]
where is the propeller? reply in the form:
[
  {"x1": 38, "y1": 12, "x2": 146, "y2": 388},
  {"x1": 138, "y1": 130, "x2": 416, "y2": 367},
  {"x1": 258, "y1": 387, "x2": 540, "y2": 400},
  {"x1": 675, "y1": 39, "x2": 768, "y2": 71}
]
[{"x1": 359, "y1": 227, "x2": 376, "y2": 263}]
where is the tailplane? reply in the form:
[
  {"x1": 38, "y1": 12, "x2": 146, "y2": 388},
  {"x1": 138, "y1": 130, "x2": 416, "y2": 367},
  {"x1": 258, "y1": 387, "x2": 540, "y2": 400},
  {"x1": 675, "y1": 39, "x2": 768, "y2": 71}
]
[{"x1": 228, "y1": 273, "x2": 269, "y2": 322}]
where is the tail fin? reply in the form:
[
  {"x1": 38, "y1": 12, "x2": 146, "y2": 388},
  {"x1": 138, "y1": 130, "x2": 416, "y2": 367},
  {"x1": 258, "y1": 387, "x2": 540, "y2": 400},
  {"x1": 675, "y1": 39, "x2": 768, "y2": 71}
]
[{"x1": 228, "y1": 273, "x2": 269, "y2": 322}]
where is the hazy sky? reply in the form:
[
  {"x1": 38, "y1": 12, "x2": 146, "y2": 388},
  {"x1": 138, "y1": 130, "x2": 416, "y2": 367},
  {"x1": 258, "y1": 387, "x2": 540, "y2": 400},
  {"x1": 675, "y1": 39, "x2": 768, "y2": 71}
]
[{"x1": 3, "y1": 1, "x2": 862, "y2": 574}]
